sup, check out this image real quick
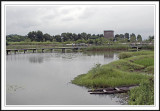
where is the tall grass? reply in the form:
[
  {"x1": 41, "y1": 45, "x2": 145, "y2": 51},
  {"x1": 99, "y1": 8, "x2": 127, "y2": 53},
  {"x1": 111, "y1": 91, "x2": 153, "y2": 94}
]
[
  {"x1": 85, "y1": 44, "x2": 129, "y2": 51},
  {"x1": 72, "y1": 50, "x2": 154, "y2": 105},
  {"x1": 72, "y1": 65, "x2": 149, "y2": 88},
  {"x1": 119, "y1": 50, "x2": 154, "y2": 59},
  {"x1": 129, "y1": 76, "x2": 154, "y2": 105},
  {"x1": 141, "y1": 45, "x2": 154, "y2": 50},
  {"x1": 7, "y1": 41, "x2": 65, "y2": 49},
  {"x1": 8, "y1": 41, "x2": 59, "y2": 45}
]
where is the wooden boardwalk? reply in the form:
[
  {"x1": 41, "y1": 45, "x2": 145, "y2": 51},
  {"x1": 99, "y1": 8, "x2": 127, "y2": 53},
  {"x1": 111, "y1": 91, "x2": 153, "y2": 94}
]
[{"x1": 6, "y1": 47, "x2": 86, "y2": 55}]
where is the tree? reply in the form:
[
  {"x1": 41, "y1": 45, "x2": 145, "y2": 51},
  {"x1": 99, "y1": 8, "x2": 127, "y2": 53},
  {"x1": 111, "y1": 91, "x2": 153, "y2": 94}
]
[
  {"x1": 124, "y1": 33, "x2": 129, "y2": 41},
  {"x1": 77, "y1": 33, "x2": 82, "y2": 40},
  {"x1": 114, "y1": 34, "x2": 119, "y2": 41},
  {"x1": 148, "y1": 36, "x2": 154, "y2": 42},
  {"x1": 130, "y1": 33, "x2": 136, "y2": 43},
  {"x1": 87, "y1": 34, "x2": 91, "y2": 40},
  {"x1": 66, "y1": 32, "x2": 73, "y2": 41},
  {"x1": 6, "y1": 34, "x2": 27, "y2": 42},
  {"x1": 137, "y1": 34, "x2": 142, "y2": 42},
  {"x1": 43, "y1": 33, "x2": 53, "y2": 42},
  {"x1": 81, "y1": 32, "x2": 88, "y2": 40},
  {"x1": 119, "y1": 34, "x2": 124, "y2": 39},
  {"x1": 36, "y1": 30, "x2": 43, "y2": 42},
  {"x1": 27, "y1": 31, "x2": 37, "y2": 41},
  {"x1": 87, "y1": 39, "x2": 94, "y2": 44},
  {"x1": 72, "y1": 33, "x2": 78, "y2": 41},
  {"x1": 55, "y1": 35, "x2": 61, "y2": 42}
]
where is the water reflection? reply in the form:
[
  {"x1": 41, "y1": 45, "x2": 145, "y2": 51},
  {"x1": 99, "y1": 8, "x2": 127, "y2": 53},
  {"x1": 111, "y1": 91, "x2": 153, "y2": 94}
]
[
  {"x1": 29, "y1": 56, "x2": 44, "y2": 63},
  {"x1": 104, "y1": 53, "x2": 114, "y2": 58}
]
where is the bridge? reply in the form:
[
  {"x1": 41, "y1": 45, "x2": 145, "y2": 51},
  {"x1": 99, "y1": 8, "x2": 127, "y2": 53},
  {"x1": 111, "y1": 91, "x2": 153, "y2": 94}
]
[
  {"x1": 129, "y1": 44, "x2": 142, "y2": 50},
  {"x1": 128, "y1": 43, "x2": 150, "y2": 50},
  {"x1": 6, "y1": 47, "x2": 86, "y2": 55}
]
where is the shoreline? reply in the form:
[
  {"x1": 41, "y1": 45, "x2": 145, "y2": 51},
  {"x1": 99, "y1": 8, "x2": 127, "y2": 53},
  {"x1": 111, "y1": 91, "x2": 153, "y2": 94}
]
[{"x1": 71, "y1": 50, "x2": 154, "y2": 105}]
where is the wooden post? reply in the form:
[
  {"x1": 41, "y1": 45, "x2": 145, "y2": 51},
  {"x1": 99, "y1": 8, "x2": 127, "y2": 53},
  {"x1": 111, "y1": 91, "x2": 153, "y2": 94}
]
[
  {"x1": 33, "y1": 49, "x2": 36, "y2": 53},
  {"x1": 24, "y1": 50, "x2": 27, "y2": 53},
  {"x1": 14, "y1": 50, "x2": 17, "y2": 54},
  {"x1": 6, "y1": 50, "x2": 9, "y2": 55},
  {"x1": 62, "y1": 48, "x2": 65, "y2": 53},
  {"x1": 50, "y1": 49, "x2": 53, "y2": 52},
  {"x1": 42, "y1": 49, "x2": 44, "y2": 53}
]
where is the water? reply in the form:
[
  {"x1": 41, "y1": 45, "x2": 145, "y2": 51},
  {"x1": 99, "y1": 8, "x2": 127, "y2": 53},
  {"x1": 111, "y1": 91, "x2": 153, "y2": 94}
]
[{"x1": 6, "y1": 51, "x2": 126, "y2": 105}]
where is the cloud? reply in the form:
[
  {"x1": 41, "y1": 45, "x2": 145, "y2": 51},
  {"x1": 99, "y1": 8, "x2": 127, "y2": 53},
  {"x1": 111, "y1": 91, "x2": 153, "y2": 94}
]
[{"x1": 6, "y1": 5, "x2": 155, "y2": 40}]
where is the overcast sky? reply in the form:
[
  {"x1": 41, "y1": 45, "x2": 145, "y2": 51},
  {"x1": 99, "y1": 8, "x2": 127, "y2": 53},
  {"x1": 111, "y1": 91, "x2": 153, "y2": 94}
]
[{"x1": 6, "y1": 4, "x2": 154, "y2": 40}]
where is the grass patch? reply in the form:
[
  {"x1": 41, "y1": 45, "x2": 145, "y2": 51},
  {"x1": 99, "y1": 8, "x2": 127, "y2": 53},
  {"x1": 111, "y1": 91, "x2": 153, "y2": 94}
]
[
  {"x1": 72, "y1": 65, "x2": 148, "y2": 88},
  {"x1": 129, "y1": 77, "x2": 154, "y2": 105},
  {"x1": 85, "y1": 45, "x2": 129, "y2": 51},
  {"x1": 119, "y1": 50, "x2": 153, "y2": 59},
  {"x1": 71, "y1": 50, "x2": 154, "y2": 105}
]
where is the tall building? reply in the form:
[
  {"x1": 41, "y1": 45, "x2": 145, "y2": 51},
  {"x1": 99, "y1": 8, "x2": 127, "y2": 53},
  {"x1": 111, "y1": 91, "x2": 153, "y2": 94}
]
[{"x1": 104, "y1": 30, "x2": 114, "y2": 39}]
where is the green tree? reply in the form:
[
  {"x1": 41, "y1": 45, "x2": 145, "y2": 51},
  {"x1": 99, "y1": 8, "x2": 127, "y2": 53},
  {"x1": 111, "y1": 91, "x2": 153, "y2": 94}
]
[
  {"x1": 36, "y1": 30, "x2": 43, "y2": 42},
  {"x1": 55, "y1": 35, "x2": 61, "y2": 42},
  {"x1": 114, "y1": 34, "x2": 119, "y2": 41},
  {"x1": 87, "y1": 34, "x2": 91, "y2": 40},
  {"x1": 6, "y1": 34, "x2": 27, "y2": 42},
  {"x1": 27, "y1": 31, "x2": 37, "y2": 41},
  {"x1": 43, "y1": 33, "x2": 53, "y2": 42},
  {"x1": 72, "y1": 33, "x2": 78, "y2": 41},
  {"x1": 137, "y1": 34, "x2": 142, "y2": 42},
  {"x1": 124, "y1": 33, "x2": 129, "y2": 41},
  {"x1": 148, "y1": 36, "x2": 154, "y2": 42},
  {"x1": 81, "y1": 32, "x2": 88, "y2": 40},
  {"x1": 87, "y1": 39, "x2": 94, "y2": 44},
  {"x1": 77, "y1": 33, "x2": 82, "y2": 40},
  {"x1": 119, "y1": 34, "x2": 124, "y2": 39},
  {"x1": 130, "y1": 33, "x2": 136, "y2": 43}
]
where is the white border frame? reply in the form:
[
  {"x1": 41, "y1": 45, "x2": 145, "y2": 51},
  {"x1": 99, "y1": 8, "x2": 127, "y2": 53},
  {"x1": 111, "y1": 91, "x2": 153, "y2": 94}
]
[{"x1": 1, "y1": 1, "x2": 159, "y2": 110}]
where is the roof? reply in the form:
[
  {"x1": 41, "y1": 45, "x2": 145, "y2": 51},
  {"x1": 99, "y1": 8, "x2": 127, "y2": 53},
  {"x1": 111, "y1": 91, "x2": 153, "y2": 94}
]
[{"x1": 104, "y1": 30, "x2": 114, "y2": 32}]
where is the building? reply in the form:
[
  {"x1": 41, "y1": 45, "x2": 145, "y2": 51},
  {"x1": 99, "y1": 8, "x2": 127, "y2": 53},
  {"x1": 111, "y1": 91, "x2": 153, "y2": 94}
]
[{"x1": 104, "y1": 30, "x2": 114, "y2": 39}]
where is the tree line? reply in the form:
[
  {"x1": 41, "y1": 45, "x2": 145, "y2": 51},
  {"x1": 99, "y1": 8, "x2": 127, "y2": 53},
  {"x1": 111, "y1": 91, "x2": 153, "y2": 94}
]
[{"x1": 6, "y1": 30, "x2": 154, "y2": 44}]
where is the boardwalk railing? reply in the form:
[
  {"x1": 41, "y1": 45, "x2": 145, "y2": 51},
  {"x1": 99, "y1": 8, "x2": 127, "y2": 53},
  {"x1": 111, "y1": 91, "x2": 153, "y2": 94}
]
[{"x1": 6, "y1": 47, "x2": 86, "y2": 55}]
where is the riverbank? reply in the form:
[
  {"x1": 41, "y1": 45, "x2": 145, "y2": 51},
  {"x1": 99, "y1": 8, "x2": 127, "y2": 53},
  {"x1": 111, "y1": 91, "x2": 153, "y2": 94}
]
[
  {"x1": 71, "y1": 50, "x2": 154, "y2": 105},
  {"x1": 7, "y1": 42, "x2": 154, "y2": 52}
]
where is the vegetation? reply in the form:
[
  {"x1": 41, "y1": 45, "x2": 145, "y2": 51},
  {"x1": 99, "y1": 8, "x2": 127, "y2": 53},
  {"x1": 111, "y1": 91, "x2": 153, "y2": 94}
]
[
  {"x1": 6, "y1": 30, "x2": 153, "y2": 44},
  {"x1": 84, "y1": 44, "x2": 129, "y2": 51},
  {"x1": 119, "y1": 50, "x2": 154, "y2": 59},
  {"x1": 72, "y1": 51, "x2": 154, "y2": 105},
  {"x1": 129, "y1": 77, "x2": 154, "y2": 105},
  {"x1": 6, "y1": 31, "x2": 154, "y2": 52}
]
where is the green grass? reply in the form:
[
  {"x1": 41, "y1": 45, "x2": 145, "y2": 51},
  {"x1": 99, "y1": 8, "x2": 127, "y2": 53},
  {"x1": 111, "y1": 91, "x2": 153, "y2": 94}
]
[
  {"x1": 71, "y1": 50, "x2": 154, "y2": 105},
  {"x1": 129, "y1": 77, "x2": 154, "y2": 105},
  {"x1": 8, "y1": 41, "x2": 60, "y2": 45},
  {"x1": 7, "y1": 41, "x2": 65, "y2": 49},
  {"x1": 85, "y1": 45, "x2": 129, "y2": 51},
  {"x1": 72, "y1": 66, "x2": 149, "y2": 88},
  {"x1": 141, "y1": 45, "x2": 154, "y2": 50},
  {"x1": 118, "y1": 50, "x2": 154, "y2": 59}
]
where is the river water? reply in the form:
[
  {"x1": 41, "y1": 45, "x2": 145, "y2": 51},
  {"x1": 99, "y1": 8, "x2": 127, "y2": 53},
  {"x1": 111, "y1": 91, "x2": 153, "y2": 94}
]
[{"x1": 6, "y1": 51, "x2": 126, "y2": 105}]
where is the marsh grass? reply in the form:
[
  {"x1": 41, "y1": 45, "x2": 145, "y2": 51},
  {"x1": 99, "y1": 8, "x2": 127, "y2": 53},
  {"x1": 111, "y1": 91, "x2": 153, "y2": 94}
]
[
  {"x1": 85, "y1": 45, "x2": 129, "y2": 51},
  {"x1": 72, "y1": 50, "x2": 154, "y2": 105},
  {"x1": 128, "y1": 76, "x2": 154, "y2": 105},
  {"x1": 72, "y1": 56, "x2": 151, "y2": 88},
  {"x1": 118, "y1": 50, "x2": 153, "y2": 59}
]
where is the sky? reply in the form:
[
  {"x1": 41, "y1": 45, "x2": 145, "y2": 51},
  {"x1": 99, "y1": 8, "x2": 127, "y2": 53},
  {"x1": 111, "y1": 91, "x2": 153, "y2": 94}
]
[{"x1": 6, "y1": 4, "x2": 155, "y2": 40}]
